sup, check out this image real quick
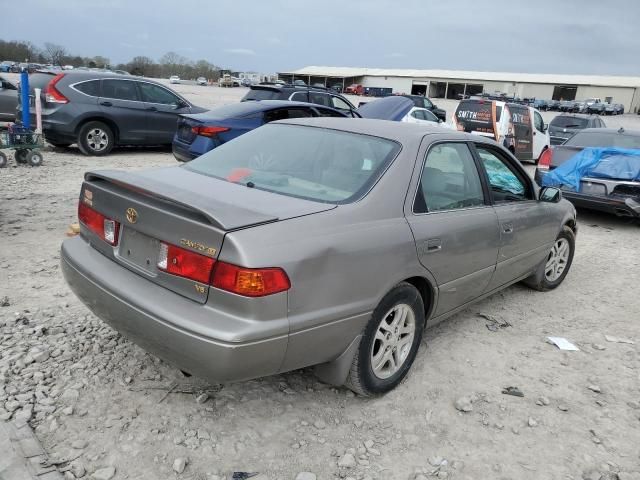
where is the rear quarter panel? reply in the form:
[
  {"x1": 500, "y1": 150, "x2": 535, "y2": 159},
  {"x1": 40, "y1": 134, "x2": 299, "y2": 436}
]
[{"x1": 217, "y1": 139, "x2": 434, "y2": 371}]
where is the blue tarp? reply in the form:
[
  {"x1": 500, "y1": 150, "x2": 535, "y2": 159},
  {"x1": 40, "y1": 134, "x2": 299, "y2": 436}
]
[{"x1": 542, "y1": 147, "x2": 640, "y2": 191}]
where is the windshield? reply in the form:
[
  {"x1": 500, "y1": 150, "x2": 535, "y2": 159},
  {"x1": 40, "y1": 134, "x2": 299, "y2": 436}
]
[
  {"x1": 565, "y1": 131, "x2": 640, "y2": 149},
  {"x1": 550, "y1": 117, "x2": 588, "y2": 128},
  {"x1": 185, "y1": 124, "x2": 400, "y2": 204},
  {"x1": 243, "y1": 88, "x2": 280, "y2": 101}
]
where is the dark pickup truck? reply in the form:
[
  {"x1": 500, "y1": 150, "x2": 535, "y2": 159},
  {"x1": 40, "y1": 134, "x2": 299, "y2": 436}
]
[{"x1": 534, "y1": 128, "x2": 640, "y2": 219}]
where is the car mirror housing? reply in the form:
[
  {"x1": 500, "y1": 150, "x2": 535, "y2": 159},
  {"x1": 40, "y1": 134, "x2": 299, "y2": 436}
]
[{"x1": 539, "y1": 186, "x2": 562, "y2": 203}]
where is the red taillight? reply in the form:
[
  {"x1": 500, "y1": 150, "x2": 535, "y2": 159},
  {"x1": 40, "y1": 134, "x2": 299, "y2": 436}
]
[
  {"x1": 191, "y1": 125, "x2": 230, "y2": 137},
  {"x1": 44, "y1": 74, "x2": 69, "y2": 104},
  {"x1": 78, "y1": 202, "x2": 120, "y2": 245},
  {"x1": 538, "y1": 148, "x2": 553, "y2": 170},
  {"x1": 158, "y1": 242, "x2": 215, "y2": 284},
  {"x1": 211, "y1": 261, "x2": 290, "y2": 297}
]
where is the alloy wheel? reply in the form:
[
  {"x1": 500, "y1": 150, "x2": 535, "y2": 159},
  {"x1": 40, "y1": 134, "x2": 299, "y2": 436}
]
[
  {"x1": 370, "y1": 304, "x2": 416, "y2": 379},
  {"x1": 545, "y1": 238, "x2": 570, "y2": 282}
]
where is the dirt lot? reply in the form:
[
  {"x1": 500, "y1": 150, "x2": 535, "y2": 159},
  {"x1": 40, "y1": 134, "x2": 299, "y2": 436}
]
[{"x1": 1, "y1": 85, "x2": 640, "y2": 480}]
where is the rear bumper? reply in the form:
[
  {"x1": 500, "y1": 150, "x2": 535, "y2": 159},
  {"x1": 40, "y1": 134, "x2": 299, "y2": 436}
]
[
  {"x1": 562, "y1": 191, "x2": 640, "y2": 218},
  {"x1": 172, "y1": 135, "x2": 219, "y2": 162},
  {"x1": 61, "y1": 236, "x2": 288, "y2": 383}
]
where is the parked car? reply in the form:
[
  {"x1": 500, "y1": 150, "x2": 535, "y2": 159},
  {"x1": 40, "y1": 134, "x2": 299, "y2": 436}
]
[
  {"x1": 453, "y1": 99, "x2": 550, "y2": 163},
  {"x1": 61, "y1": 117, "x2": 576, "y2": 395},
  {"x1": 604, "y1": 103, "x2": 624, "y2": 115},
  {"x1": 169, "y1": 75, "x2": 180, "y2": 84},
  {"x1": 241, "y1": 84, "x2": 359, "y2": 117},
  {"x1": 0, "y1": 61, "x2": 15, "y2": 73},
  {"x1": 535, "y1": 128, "x2": 640, "y2": 218},
  {"x1": 358, "y1": 96, "x2": 451, "y2": 129},
  {"x1": 293, "y1": 79, "x2": 306, "y2": 86},
  {"x1": 19, "y1": 71, "x2": 206, "y2": 154},
  {"x1": 548, "y1": 114, "x2": 605, "y2": 145},
  {"x1": 345, "y1": 84, "x2": 364, "y2": 95},
  {"x1": 547, "y1": 100, "x2": 560, "y2": 111},
  {"x1": 558, "y1": 101, "x2": 575, "y2": 112},
  {"x1": 399, "y1": 94, "x2": 447, "y2": 121},
  {"x1": 240, "y1": 78, "x2": 252, "y2": 87},
  {"x1": 172, "y1": 100, "x2": 350, "y2": 162},
  {"x1": 587, "y1": 102, "x2": 606, "y2": 115},
  {"x1": 197, "y1": 77, "x2": 208, "y2": 86},
  {"x1": 573, "y1": 101, "x2": 588, "y2": 113},
  {"x1": 531, "y1": 99, "x2": 549, "y2": 111},
  {"x1": 0, "y1": 75, "x2": 18, "y2": 122}
]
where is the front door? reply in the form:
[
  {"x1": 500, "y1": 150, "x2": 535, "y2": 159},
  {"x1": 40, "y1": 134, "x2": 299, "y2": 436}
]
[
  {"x1": 138, "y1": 81, "x2": 193, "y2": 144},
  {"x1": 471, "y1": 143, "x2": 555, "y2": 290},
  {"x1": 98, "y1": 79, "x2": 149, "y2": 142},
  {"x1": 406, "y1": 141, "x2": 500, "y2": 316},
  {"x1": 532, "y1": 109, "x2": 548, "y2": 160}
]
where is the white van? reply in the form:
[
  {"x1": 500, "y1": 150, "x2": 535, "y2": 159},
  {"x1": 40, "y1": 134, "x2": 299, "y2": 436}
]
[{"x1": 453, "y1": 99, "x2": 550, "y2": 163}]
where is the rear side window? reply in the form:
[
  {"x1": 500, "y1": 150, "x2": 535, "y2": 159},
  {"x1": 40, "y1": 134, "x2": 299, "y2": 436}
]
[
  {"x1": 139, "y1": 82, "x2": 181, "y2": 105},
  {"x1": 243, "y1": 88, "x2": 281, "y2": 101},
  {"x1": 309, "y1": 92, "x2": 331, "y2": 107},
  {"x1": 101, "y1": 79, "x2": 139, "y2": 101},
  {"x1": 74, "y1": 80, "x2": 100, "y2": 97},
  {"x1": 315, "y1": 107, "x2": 345, "y2": 117},
  {"x1": 264, "y1": 108, "x2": 314, "y2": 123},
  {"x1": 550, "y1": 116, "x2": 588, "y2": 128},
  {"x1": 411, "y1": 110, "x2": 426, "y2": 120},
  {"x1": 414, "y1": 143, "x2": 485, "y2": 213},
  {"x1": 330, "y1": 96, "x2": 353, "y2": 111}
]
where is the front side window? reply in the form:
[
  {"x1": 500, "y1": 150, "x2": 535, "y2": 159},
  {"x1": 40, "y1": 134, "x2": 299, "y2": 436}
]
[
  {"x1": 186, "y1": 124, "x2": 400, "y2": 204},
  {"x1": 423, "y1": 97, "x2": 434, "y2": 109},
  {"x1": 534, "y1": 111, "x2": 544, "y2": 132},
  {"x1": 101, "y1": 79, "x2": 139, "y2": 101},
  {"x1": 290, "y1": 91, "x2": 308, "y2": 102},
  {"x1": 139, "y1": 82, "x2": 181, "y2": 105},
  {"x1": 475, "y1": 146, "x2": 529, "y2": 202},
  {"x1": 414, "y1": 143, "x2": 485, "y2": 213},
  {"x1": 411, "y1": 110, "x2": 426, "y2": 120}
]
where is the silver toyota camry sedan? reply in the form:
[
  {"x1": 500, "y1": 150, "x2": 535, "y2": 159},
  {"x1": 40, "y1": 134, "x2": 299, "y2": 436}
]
[{"x1": 61, "y1": 118, "x2": 577, "y2": 395}]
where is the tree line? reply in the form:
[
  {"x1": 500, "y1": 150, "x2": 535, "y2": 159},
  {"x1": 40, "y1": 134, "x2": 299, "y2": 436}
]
[{"x1": 0, "y1": 39, "x2": 223, "y2": 80}]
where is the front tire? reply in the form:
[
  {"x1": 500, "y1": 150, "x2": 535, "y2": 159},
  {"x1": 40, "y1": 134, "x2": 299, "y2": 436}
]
[
  {"x1": 345, "y1": 282, "x2": 425, "y2": 396},
  {"x1": 525, "y1": 226, "x2": 575, "y2": 291},
  {"x1": 78, "y1": 121, "x2": 114, "y2": 156}
]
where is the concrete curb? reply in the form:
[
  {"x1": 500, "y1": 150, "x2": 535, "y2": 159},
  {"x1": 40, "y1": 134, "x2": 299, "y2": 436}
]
[{"x1": 0, "y1": 420, "x2": 63, "y2": 480}]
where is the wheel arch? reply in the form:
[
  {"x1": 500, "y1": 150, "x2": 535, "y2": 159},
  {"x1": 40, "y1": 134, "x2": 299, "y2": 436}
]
[
  {"x1": 75, "y1": 117, "x2": 120, "y2": 143},
  {"x1": 402, "y1": 275, "x2": 436, "y2": 322}
]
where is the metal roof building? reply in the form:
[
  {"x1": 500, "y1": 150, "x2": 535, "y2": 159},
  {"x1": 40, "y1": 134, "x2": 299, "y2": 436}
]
[{"x1": 278, "y1": 66, "x2": 640, "y2": 112}]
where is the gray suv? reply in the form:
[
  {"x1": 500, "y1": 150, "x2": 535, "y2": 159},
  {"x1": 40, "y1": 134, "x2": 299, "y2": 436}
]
[
  {"x1": 548, "y1": 114, "x2": 605, "y2": 145},
  {"x1": 24, "y1": 71, "x2": 206, "y2": 155}
]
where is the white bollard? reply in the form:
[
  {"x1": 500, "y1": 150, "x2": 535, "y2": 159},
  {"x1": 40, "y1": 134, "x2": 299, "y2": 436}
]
[{"x1": 34, "y1": 88, "x2": 43, "y2": 134}]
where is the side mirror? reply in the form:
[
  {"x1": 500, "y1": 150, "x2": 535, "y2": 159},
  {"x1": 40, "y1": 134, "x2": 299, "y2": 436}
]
[{"x1": 539, "y1": 186, "x2": 562, "y2": 203}]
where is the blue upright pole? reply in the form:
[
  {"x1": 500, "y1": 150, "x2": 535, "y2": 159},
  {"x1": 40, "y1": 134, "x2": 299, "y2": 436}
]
[{"x1": 20, "y1": 69, "x2": 30, "y2": 129}]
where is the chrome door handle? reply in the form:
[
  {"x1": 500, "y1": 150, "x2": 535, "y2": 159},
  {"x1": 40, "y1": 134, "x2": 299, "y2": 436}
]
[
  {"x1": 426, "y1": 238, "x2": 442, "y2": 253},
  {"x1": 502, "y1": 222, "x2": 514, "y2": 234}
]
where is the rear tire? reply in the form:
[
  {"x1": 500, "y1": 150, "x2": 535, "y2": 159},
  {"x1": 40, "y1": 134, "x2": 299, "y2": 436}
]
[
  {"x1": 345, "y1": 282, "x2": 425, "y2": 396},
  {"x1": 78, "y1": 121, "x2": 114, "y2": 156},
  {"x1": 524, "y1": 226, "x2": 575, "y2": 291},
  {"x1": 0, "y1": 151, "x2": 7, "y2": 168},
  {"x1": 15, "y1": 149, "x2": 28, "y2": 164},
  {"x1": 26, "y1": 150, "x2": 43, "y2": 167}
]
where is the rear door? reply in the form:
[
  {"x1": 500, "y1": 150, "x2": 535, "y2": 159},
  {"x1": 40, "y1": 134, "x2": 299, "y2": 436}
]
[
  {"x1": 507, "y1": 104, "x2": 534, "y2": 161},
  {"x1": 471, "y1": 143, "x2": 555, "y2": 290},
  {"x1": 138, "y1": 81, "x2": 192, "y2": 144},
  {"x1": 99, "y1": 79, "x2": 149, "y2": 142},
  {"x1": 406, "y1": 141, "x2": 500, "y2": 316}
]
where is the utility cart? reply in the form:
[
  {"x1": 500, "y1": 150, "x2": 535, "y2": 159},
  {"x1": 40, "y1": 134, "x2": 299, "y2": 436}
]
[{"x1": 0, "y1": 124, "x2": 44, "y2": 168}]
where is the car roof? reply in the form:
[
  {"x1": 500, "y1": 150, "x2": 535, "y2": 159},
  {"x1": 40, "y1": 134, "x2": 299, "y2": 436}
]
[
  {"x1": 555, "y1": 113, "x2": 593, "y2": 118},
  {"x1": 276, "y1": 117, "x2": 479, "y2": 143},
  {"x1": 185, "y1": 100, "x2": 345, "y2": 121}
]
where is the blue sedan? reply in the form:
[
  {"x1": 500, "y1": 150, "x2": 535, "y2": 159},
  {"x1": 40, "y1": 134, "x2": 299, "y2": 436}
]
[{"x1": 172, "y1": 100, "x2": 350, "y2": 162}]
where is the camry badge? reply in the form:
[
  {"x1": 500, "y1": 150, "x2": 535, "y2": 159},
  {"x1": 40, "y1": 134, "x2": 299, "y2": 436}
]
[{"x1": 126, "y1": 207, "x2": 138, "y2": 224}]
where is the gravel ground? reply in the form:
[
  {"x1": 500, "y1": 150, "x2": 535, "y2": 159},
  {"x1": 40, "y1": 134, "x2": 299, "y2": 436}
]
[{"x1": 1, "y1": 85, "x2": 640, "y2": 480}]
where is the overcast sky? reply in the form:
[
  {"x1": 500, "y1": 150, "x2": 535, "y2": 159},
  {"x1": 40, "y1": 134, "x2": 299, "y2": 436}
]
[{"x1": 4, "y1": 0, "x2": 640, "y2": 75}]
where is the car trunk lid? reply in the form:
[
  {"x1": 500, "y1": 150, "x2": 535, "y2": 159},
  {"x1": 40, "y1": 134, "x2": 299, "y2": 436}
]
[{"x1": 80, "y1": 167, "x2": 335, "y2": 302}]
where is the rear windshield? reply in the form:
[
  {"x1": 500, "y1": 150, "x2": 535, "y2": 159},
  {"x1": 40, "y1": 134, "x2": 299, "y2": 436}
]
[
  {"x1": 185, "y1": 124, "x2": 400, "y2": 204},
  {"x1": 242, "y1": 88, "x2": 281, "y2": 101},
  {"x1": 550, "y1": 116, "x2": 588, "y2": 128},
  {"x1": 565, "y1": 131, "x2": 640, "y2": 149}
]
